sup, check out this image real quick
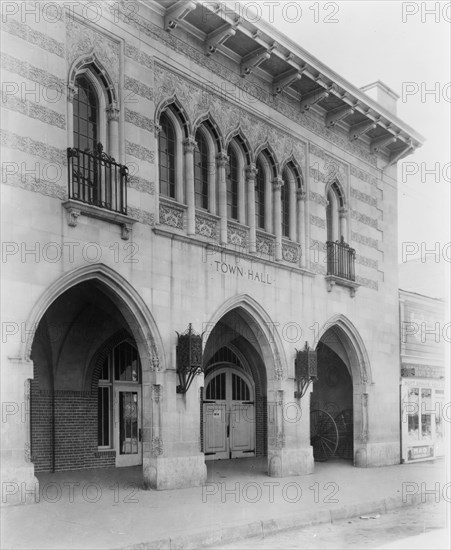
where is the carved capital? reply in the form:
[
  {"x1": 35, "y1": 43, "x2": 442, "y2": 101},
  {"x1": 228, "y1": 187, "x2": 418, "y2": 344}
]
[
  {"x1": 297, "y1": 189, "x2": 307, "y2": 201},
  {"x1": 245, "y1": 163, "x2": 257, "y2": 180},
  {"x1": 106, "y1": 102, "x2": 120, "y2": 122},
  {"x1": 151, "y1": 436, "x2": 163, "y2": 457},
  {"x1": 338, "y1": 206, "x2": 348, "y2": 218},
  {"x1": 154, "y1": 124, "x2": 162, "y2": 138},
  {"x1": 273, "y1": 176, "x2": 284, "y2": 191},
  {"x1": 216, "y1": 151, "x2": 229, "y2": 167},
  {"x1": 183, "y1": 136, "x2": 197, "y2": 154},
  {"x1": 67, "y1": 84, "x2": 78, "y2": 102}
]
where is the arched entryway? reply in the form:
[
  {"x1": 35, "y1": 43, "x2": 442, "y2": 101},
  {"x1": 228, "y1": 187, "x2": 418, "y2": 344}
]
[
  {"x1": 311, "y1": 316, "x2": 372, "y2": 466},
  {"x1": 25, "y1": 264, "x2": 163, "y2": 476}
]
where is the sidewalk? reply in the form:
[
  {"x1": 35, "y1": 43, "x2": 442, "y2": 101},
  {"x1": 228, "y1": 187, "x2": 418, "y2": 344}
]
[{"x1": 1, "y1": 458, "x2": 448, "y2": 550}]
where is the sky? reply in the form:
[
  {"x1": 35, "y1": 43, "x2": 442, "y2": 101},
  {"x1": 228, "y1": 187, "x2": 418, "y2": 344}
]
[{"x1": 230, "y1": 0, "x2": 450, "y2": 276}]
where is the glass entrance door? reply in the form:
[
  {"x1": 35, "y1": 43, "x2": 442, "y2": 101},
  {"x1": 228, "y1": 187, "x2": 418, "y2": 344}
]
[{"x1": 115, "y1": 388, "x2": 142, "y2": 467}]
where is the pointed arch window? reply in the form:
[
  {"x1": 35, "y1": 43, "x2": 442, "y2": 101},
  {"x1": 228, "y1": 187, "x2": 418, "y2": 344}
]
[
  {"x1": 73, "y1": 74, "x2": 98, "y2": 152},
  {"x1": 281, "y1": 168, "x2": 290, "y2": 237},
  {"x1": 227, "y1": 144, "x2": 239, "y2": 220},
  {"x1": 159, "y1": 111, "x2": 176, "y2": 199},
  {"x1": 255, "y1": 158, "x2": 266, "y2": 229},
  {"x1": 194, "y1": 129, "x2": 209, "y2": 209}
]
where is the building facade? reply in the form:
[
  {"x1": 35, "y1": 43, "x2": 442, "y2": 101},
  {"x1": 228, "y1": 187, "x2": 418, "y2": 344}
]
[
  {"x1": 1, "y1": 0, "x2": 424, "y2": 505},
  {"x1": 399, "y1": 289, "x2": 447, "y2": 463}
]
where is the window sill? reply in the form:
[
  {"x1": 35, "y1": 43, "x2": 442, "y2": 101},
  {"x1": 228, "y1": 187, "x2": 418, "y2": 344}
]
[
  {"x1": 325, "y1": 275, "x2": 360, "y2": 297},
  {"x1": 62, "y1": 200, "x2": 138, "y2": 240}
]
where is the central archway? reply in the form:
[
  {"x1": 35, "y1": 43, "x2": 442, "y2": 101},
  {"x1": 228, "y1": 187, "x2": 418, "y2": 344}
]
[{"x1": 201, "y1": 296, "x2": 288, "y2": 474}]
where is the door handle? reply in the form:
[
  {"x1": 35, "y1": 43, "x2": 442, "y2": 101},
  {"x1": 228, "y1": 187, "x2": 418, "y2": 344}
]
[{"x1": 139, "y1": 428, "x2": 142, "y2": 442}]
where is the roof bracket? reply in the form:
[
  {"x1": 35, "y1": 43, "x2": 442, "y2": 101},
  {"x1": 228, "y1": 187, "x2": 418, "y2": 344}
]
[
  {"x1": 205, "y1": 21, "x2": 239, "y2": 56},
  {"x1": 326, "y1": 104, "x2": 356, "y2": 127},
  {"x1": 300, "y1": 84, "x2": 333, "y2": 113},
  {"x1": 370, "y1": 133, "x2": 398, "y2": 154},
  {"x1": 164, "y1": 0, "x2": 196, "y2": 32},
  {"x1": 241, "y1": 44, "x2": 276, "y2": 78},
  {"x1": 349, "y1": 118, "x2": 379, "y2": 141},
  {"x1": 272, "y1": 67, "x2": 305, "y2": 96}
]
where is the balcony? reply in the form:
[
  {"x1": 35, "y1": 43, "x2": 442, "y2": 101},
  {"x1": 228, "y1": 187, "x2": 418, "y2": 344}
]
[
  {"x1": 325, "y1": 237, "x2": 359, "y2": 297},
  {"x1": 63, "y1": 143, "x2": 136, "y2": 240},
  {"x1": 67, "y1": 143, "x2": 128, "y2": 214}
]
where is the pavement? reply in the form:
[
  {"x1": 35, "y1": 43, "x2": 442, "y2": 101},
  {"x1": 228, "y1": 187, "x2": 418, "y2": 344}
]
[{"x1": 1, "y1": 457, "x2": 449, "y2": 550}]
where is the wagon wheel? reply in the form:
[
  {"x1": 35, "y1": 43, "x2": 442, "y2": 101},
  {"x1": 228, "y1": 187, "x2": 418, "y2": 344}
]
[
  {"x1": 310, "y1": 409, "x2": 339, "y2": 462},
  {"x1": 334, "y1": 409, "x2": 353, "y2": 459}
]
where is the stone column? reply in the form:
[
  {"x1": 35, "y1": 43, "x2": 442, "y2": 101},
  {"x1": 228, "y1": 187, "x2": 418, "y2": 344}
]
[
  {"x1": 66, "y1": 84, "x2": 77, "y2": 147},
  {"x1": 246, "y1": 163, "x2": 257, "y2": 253},
  {"x1": 217, "y1": 151, "x2": 229, "y2": 245},
  {"x1": 184, "y1": 136, "x2": 196, "y2": 235},
  {"x1": 273, "y1": 176, "x2": 284, "y2": 261},
  {"x1": 107, "y1": 102, "x2": 120, "y2": 161},
  {"x1": 297, "y1": 190, "x2": 307, "y2": 268},
  {"x1": 339, "y1": 206, "x2": 348, "y2": 241}
]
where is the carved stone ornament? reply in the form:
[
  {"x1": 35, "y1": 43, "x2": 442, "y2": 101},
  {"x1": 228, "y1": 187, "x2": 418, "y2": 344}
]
[{"x1": 151, "y1": 436, "x2": 163, "y2": 457}]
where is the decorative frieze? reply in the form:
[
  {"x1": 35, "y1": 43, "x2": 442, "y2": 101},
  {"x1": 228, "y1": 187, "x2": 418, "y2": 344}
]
[
  {"x1": 159, "y1": 200, "x2": 185, "y2": 230},
  {"x1": 355, "y1": 254, "x2": 378, "y2": 270},
  {"x1": 195, "y1": 211, "x2": 219, "y2": 240},
  {"x1": 125, "y1": 43, "x2": 154, "y2": 71},
  {"x1": 351, "y1": 231, "x2": 379, "y2": 250},
  {"x1": 124, "y1": 75, "x2": 154, "y2": 102},
  {"x1": 351, "y1": 187, "x2": 377, "y2": 208},
  {"x1": 1, "y1": 18, "x2": 65, "y2": 57},
  {"x1": 124, "y1": 206, "x2": 154, "y2": 227},
  {"x1": 309, "y1": 190, "x2": 328, "y2": 206},
  {"x1": 2, "y1": 93, "x2": 66, "y2": 129},
  {"x1": 401, "y1": 364, "x2": 445, "y2": 379},
  {"x1": 125, "y1": 108, "x2": 155, "y2": 133},
  {"x1": 125, "y1": 140, "x2": 154, "y2": 163},
  {"x1": 0, "y1": 129, "x2": 66, "y2": 165},
  {"x1": 355, "y1": 275, "x2": 378, "y2": 291},
  {"x1": 351, "y1": 209, "x2": 378, "y2": 229},
  {"x1": 309, "y1": 143, "x2": 348, "y2": 185},
  {"x1": 310, "y1": 214, "x2": 326, "y2": 229},
  {"x1": 2, "y1": 165, "x2": 66, "y2": 199},
  {"x1": 350, "y1": 165, "x2": 378, "y2": 187},
  {"x1": 1, "y1": 52, "x2": 64, "y2": 93},
  {"x1": 227, "y1": 223, "x2": 248, "y2": 248},
  {"x1": 129, "y1": 175, "x2": 155, "y2": 195}
]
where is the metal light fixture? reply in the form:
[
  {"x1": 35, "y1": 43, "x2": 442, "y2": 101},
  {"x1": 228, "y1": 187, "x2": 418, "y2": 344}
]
[
  {"x1": 176, "y1": 324, "x2": 203, "y2": 394},
  {"x1": 294, "y1": 341, "x2": 318, "y2": 399}
]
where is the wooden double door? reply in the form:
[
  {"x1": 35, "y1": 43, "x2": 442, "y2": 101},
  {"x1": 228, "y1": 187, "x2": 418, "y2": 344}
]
[{"x1": 203, "y1": 368, "x2": 256, "y2": 460}]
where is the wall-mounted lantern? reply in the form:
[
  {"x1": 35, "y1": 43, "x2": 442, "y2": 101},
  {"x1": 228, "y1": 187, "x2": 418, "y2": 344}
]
[
  {"x1": 294, "y1": 341, "x2": 317, "y2": 399},
  {"x1": 176, "y1": 324, "x2": 203, "y2": 394}
]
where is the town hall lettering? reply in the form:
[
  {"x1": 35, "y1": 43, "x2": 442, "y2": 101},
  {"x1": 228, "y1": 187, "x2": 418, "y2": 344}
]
[{"x1": 214, "y1": 261, "x2": 272, "y2": 285}]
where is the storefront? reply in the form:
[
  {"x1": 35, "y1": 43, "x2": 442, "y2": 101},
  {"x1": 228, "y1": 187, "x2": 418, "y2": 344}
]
[{"x1": 399, "y1": 289, "x2": 447, "y2": 464}]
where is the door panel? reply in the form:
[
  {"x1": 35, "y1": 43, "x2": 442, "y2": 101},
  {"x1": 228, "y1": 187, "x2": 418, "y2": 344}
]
[
  {"x1": 204, "y1": 368, "x2": 255, "y2": 460},
  {"x1": 204, "y1": 403, "x2": 228, "y2": 459},
  {"x1": 230, "y1": 403, "x2": 255, "y2": 457},
  {"x1": 115, "y1": 388, "x2": 142, "y2": 467}
]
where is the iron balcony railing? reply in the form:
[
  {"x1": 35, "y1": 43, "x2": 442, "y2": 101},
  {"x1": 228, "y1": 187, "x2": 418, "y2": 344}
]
[
  {"x1": 326, "y1": 237, "x2": 356, "y2": 281},
  {"x1": 67, "y1": 143, "x2": 128, "y2": 215}
]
